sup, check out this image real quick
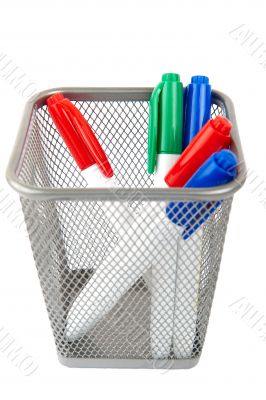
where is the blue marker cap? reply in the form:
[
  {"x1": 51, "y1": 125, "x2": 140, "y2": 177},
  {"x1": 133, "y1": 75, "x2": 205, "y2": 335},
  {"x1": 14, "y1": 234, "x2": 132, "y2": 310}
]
[
  {"x1": 183, "y1": 75, "x2": 212, "y2": 149},
  {"x1": 185, "y1": 149, "x2": 238, "y2": 188},
  {"x1": 166, "y1": 150, "x2": 238, "y2": 238}
]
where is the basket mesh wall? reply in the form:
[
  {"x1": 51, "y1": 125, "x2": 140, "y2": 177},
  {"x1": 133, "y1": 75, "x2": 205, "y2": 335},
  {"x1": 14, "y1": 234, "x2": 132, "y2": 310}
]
[{"x1": 17, "y1": 98, "x2": 232, "y2": 364}]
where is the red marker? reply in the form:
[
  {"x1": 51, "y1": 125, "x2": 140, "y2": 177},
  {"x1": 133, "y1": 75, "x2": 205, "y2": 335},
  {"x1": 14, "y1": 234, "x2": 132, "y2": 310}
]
[
  {"x1": 165, "y1": 116, "x2": 232, "y2": 187},
  {"x1": 47, "y1": 93, "x2": 113, "y2": 182}
]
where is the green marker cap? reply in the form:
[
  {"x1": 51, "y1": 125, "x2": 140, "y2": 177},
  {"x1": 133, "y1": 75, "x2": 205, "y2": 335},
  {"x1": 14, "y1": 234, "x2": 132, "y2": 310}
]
[{"x1": 148, "y1": 73, "x2": 183, "y2": 174}]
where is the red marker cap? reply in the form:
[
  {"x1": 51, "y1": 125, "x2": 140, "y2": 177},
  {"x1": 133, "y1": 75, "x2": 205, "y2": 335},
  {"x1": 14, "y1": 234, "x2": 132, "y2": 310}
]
[
  {"x1": 165, "y1": 116, "x2": 232, "y2": 187},
  {"x1": 47, "y1": 93, "x2": 113, "y2": 178}
]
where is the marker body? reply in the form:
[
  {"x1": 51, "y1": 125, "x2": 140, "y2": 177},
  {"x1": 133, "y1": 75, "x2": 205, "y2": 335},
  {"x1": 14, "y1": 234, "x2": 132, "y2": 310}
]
[{"x1": 153, "y1": 154, "x2": 180, "y2": 187}]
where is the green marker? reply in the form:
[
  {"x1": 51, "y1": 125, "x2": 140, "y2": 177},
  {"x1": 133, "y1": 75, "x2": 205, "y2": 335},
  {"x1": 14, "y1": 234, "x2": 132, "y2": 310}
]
[
  {"x1": 148, "y1": 73, "x2": 183, "y2": 186},
  {"x1": 147, "y1": 73, "x2": 184, "y2": 358}
]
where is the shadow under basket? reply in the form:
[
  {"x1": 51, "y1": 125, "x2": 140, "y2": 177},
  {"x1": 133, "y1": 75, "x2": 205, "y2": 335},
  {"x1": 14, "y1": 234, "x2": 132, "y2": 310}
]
[{"x1": 6, "y1": 87, "x2": 246, "y2": 369}]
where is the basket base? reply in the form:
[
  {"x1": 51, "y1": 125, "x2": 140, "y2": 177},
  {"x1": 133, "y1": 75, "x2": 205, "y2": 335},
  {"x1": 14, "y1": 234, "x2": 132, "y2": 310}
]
[{"x1": 57, "y1": 354, "x2": 200, "y2": 369}]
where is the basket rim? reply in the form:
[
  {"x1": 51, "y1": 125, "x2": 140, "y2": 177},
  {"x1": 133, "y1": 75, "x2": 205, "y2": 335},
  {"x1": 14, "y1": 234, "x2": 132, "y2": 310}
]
[{"x1": 6, "y1": 87, "x2": 247, "y2": 201}]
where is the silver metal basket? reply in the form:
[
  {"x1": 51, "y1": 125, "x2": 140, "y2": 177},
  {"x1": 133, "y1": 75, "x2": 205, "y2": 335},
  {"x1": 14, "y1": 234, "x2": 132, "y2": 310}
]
[{"x1": 6, "y1": 88, "x2": 246, "y2": 369}]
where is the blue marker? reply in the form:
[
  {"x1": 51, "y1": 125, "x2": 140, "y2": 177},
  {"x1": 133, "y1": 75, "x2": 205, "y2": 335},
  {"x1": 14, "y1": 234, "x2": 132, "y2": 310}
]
[
  {"x1": 171, "y1": 149, "x2": 238, "y2": 359},
  {"x1": 166, "y1": 149, "x2": 238, "y2": 239},
  {"x1": 183, "y1": 75, "x2": 211, "y2": 149},
  {"x1": 171, "y1": 75, "x2": 224, "y2": 359}
]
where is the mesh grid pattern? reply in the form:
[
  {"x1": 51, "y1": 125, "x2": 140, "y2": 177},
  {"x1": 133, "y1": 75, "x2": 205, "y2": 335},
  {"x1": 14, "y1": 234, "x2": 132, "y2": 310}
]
[{"x1": 16, "y1": 97, "x2": 232, "y2": 364}]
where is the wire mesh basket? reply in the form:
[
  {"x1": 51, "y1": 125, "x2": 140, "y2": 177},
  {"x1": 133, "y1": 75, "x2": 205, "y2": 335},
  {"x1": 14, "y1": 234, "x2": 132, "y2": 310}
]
[{"x1": 6, "y1": 88, "x2": 246, "y2": 369}]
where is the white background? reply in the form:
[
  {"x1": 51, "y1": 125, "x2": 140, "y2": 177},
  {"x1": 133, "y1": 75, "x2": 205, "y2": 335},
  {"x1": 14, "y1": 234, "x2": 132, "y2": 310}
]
[{"x1": 0, "y1": 0, "x2": 266, "y2": 398}]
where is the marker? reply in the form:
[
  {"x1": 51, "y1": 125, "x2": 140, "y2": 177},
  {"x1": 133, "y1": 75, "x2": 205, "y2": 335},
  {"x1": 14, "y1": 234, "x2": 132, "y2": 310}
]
[
  {"x1": 47, "y1": 93, "x2": 118, "y2": 273},
  {"x1": 166, "y1": 149, "x2": 238, "y2": 358},
  {"x1": 165, "y1": 116, "x2": 232, "y2": 188},
  {"x1": 148, "y1": 73, "x2": 183, "y2": 358},
  {"x1": 165, "y1": 75, "x2": 212, "y2": 357},
  {"x1": 164, "y1": 91, "x2": 231, "y2": 359}
]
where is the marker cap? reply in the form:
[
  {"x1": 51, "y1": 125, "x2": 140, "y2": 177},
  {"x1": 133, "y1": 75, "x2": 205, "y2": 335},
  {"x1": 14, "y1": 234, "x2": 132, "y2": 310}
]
[
  {"x1": 148, "y1": 73, "x2": 183, "y2": 174},
  {"x1": 47, "y1": 93, "x2": 113, "y2": 177},
  {"x1": 185, "y1": 149, "x2": 238, "y2": 187},
  {"x1": 183, "y1": 75, "x2": 212, "y2": 149},
  {"x1": 166, "y1": 149, "x2": 238, "y2": 238},
  {"x1": 165, "y1": 116, "x2": 232, "y2": 187}
]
